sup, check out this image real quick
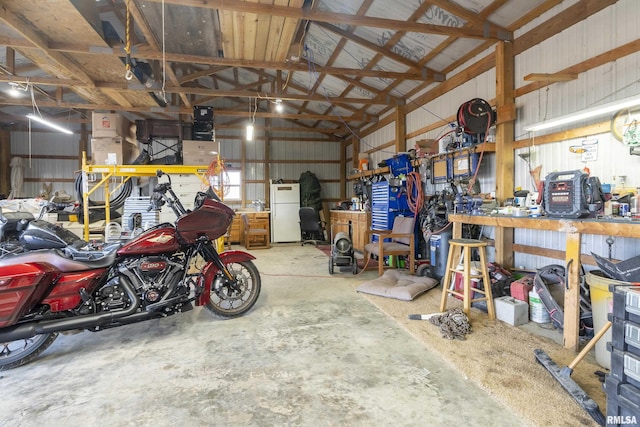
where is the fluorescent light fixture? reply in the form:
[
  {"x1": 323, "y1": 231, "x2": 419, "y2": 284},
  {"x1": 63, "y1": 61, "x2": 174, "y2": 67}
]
[
  {"x1": 525, "y1": 94, "x2": 640, "y2": 132},
  {"x1": 27, "y1": 114, "x2": 73, "y2": 135},
  {"x1": 246, "y1": 124, "x2": 254, "y2": 141}
]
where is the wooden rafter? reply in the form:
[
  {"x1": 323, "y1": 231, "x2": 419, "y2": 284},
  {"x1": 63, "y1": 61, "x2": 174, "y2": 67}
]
[
  {"x1": 126, "y1": 0, "x2": 192, "y2": 112},
  {"x1": 148, "y1": 0, "x2": 512, "y2": 40}
]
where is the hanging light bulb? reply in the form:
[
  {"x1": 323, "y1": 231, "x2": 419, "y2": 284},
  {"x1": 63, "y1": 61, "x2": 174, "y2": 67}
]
[
  {"x1": 246, "y1": 96, "x2": 256, "y2": 141},
  {"x1": 246, "y1": 124, "x2": 254, "y2": 141},
  {"x1": 274, "y1": 98, "x2": 283, "y2": 113},
  {"x1": 8, "y1": 82, "x2": 27, "y2": 98}
]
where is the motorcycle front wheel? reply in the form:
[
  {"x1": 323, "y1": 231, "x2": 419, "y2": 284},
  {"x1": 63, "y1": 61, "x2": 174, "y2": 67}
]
[
  {"x1": 205, "y1": 260, "x2": 261, "y2": 319},
  {"x1": 0, "y1": 332, "x2": 58, "y2": 370}
]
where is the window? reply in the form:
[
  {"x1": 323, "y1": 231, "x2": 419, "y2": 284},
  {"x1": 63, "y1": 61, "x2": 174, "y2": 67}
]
[{"x1": 208, "y1": 169, "x2": 241, "y2": 201}]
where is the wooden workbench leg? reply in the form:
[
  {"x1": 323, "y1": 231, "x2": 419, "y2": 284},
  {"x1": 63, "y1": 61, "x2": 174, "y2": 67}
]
[
  {"x1": 452, "y1": 221, "x2": 462, "y2": 239},
  {"x1": 564, "y1": 232, "x2": 582, "y2": 352},
  {"x1": 495, "y1": 226, "x2": 514, "y2": 268}
]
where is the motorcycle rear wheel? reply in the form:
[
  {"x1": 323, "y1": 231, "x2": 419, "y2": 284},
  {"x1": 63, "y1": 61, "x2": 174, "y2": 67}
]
[
  {"x1": 0, "y1": 332, "x2": 58, "y2": 370},
  {"x1": 205, "y1": 260, "x2": 261, "y2": 319}
]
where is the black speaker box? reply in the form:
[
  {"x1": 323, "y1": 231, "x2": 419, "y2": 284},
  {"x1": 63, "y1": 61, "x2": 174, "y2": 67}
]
[{"x1": 193, "y1": 106, "x2": 214, "y2": 123}]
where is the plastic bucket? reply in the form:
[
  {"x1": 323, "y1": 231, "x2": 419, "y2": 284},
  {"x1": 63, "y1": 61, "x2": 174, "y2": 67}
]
[
  {"x1": 586, "y1": 270, "x2": 628, "y2": 369},
  {"x1": 529, "y1": 288, "x2": 550, "y2": 324}
]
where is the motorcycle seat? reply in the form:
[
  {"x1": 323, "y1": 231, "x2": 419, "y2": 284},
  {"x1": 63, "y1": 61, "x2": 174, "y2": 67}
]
[
  {"x1": 0, "y1": 246, "x2": 118, "y2": 272},
  {"x1": 64, "y1": 241, "x2": 122, "y2": 264}
]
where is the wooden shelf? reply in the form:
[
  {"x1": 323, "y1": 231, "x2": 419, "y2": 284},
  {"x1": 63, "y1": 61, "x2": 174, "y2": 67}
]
[{"x1": 348, "y1": 142, "x2": 496, "y2": 180}]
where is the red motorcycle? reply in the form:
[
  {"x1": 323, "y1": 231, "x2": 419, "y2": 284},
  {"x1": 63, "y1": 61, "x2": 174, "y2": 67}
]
[{"x1": 0, "y1": 171, "x2": 261, "y2": 370}]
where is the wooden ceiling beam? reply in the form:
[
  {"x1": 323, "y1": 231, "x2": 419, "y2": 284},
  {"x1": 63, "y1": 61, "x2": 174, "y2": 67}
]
[
  {"x1": 179, "y1": 66, "x2": 231, "y2": 84},
  {"x1": 314, "y1": 22, "x2": 445, "y2": 81},
  {"x1": 0, "y1": 75, "x2": 384, "y2": 106},
  {"x1": 126, "y1": 0, "x2": 191, "y2": 112},
  {"x1": 303, "y1": 0, "x2": 375, "y2": 130},
  {"x1": 362, "y1": 0, "x2": 509, "y2": 123},
  {"x1": 315, "y1": 0, "x2": 432, "y2": 129},
  {"x1": 523, "y1": 73, "x2": 579, "y2": 82},
  {"x1": 0, "y1": 99, "x2": 374, "y2": 122},
  {"x1": 148, "y1": 0, "x2": 512, "y2": 40},
  {"x1": 429, "y1": 0, "x2": 509, "y2": 33},
  {"x1": 0, "y1": 6, "x2": 95, "y2": 87},
  {"x1": 248, "y1": 68, "x2": 377, "y2": 114},
  {"x1": 4, "y1": 39, "x2": 434, "y2": 81}
]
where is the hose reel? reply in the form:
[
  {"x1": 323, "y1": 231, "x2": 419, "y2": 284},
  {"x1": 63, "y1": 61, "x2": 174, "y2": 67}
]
[{"x1": 456, "y1": 98, "x2": 496, "y2": 135}]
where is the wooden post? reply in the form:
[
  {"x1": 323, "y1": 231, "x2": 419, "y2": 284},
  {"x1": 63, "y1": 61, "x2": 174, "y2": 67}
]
[
  {"x1": 242, "y1": 119, "x2": 249, "y2": 208},
  {"x1": 352, "y1": 135, "x2": 360, "y2": 172},
  {"x1": 395, "y1": 104, "x2": 406, "y2": 153},
  {"x1": 79, "y1": 117, "x2": 88, "y2": 170},
  {"x1": 264, "y1": 118, "x2": 271, "y2": 208},
  {"x1": 0, "y1": 129, "x2": 10, "y2": 197},
  {"x1": 340, "y1": 138, "x2": 347, "y2": 200},
  {"x1": 564, "y1": 232, "x2": 582, "y2": 351},
  {"x1": 495, "y1": 41, "x2": 516, "y2": 267}
]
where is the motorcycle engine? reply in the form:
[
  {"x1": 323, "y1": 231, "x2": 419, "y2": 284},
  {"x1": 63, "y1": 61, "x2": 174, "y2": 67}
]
[
  {"x1": 94, "y1": 255, "x2": 186, "y2": 313},
  {"x1": 130, "y1": 256, "x2": 185, "y2": 305}
]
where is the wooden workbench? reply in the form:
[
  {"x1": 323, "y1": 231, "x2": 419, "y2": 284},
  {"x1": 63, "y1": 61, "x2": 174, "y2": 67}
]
[{"x1": 448, "y1": 213, "x2": 640, "y2": 351}]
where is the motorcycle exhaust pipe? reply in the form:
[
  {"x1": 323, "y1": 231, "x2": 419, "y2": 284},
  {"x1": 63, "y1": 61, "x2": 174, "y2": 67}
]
[{"x1": 0, "y1": 276, "x2": 141, "y2": 342}]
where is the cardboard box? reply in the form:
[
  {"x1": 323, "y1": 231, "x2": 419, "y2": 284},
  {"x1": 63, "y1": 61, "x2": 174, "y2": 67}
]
[
  {"x1": 432, "y1": 157, "x2": 450, "y2": 183},
  {"x1": 415, "y1": 139, "x2": 438, "y2": 155},
  {"x1": 92, "y1": 113, "x2": 132, "y2": 138},
  {"x1": 182, "y1": 140, "x2": 217, "y2": 166},
  {"x1": 453, "y1": 152, "x2": 479, "y2": 178},
  {"x1": 91, "y1": 137, "x2": 137, "y2": 165}
]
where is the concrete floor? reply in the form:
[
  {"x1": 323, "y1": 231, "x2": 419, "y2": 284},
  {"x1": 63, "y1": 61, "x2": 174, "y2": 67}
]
[{"x1": 0, "y1": 243, "x2": 526, "y2": 426}]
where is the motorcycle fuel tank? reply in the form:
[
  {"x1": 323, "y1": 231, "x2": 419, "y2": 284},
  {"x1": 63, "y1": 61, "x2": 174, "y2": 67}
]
[
  {"x1": 20, "y1": 220, "x2": 82, "y2": 250},
  {"x1": 176, "y1": 199, "x2": 234, "y2": 242},
  {"x1": 117, "y1": 224, "x2": 180, "y2": 256}
]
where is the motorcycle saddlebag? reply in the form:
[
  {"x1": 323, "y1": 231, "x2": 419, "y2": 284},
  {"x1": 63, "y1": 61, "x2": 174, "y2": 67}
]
[{"x1": 0, "y1": 262, "x2": 58, "y2": 328}]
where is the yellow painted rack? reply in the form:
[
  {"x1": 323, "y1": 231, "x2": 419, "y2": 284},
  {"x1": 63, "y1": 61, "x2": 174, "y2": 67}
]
[{"x1": 80, "y1": 152, "x2": 210, "y2": 240}]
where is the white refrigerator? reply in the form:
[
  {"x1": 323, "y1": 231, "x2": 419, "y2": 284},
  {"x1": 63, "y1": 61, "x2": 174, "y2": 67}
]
[{"x1": 270, "y1": 182, "x2": 301, "y2": 242}]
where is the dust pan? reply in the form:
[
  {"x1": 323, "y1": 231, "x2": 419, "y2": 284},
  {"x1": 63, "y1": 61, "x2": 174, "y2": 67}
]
[{"x1": 534, "y1": 321, "x2": 610, "y2": 426}]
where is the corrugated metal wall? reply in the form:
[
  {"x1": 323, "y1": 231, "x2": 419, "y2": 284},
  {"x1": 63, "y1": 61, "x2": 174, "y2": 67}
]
[
  {"x1": 8, "y1": 115, "x2": 342, "y2": 209},
  {"x1": 349, "y1": 0, "x2": 640, "y2": 268},
  {"x1": 10, "y1": 131, "x2": 80, "y2": 198},
  {"x1": 510, "y1": 0, "x2": 640, "y2": 268}
]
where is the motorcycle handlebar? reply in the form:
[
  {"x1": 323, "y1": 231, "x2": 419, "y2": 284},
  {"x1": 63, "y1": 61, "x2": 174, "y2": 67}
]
[
  {"x1": 50, "y1": 202, "x2": 73, "y2": 210},
  {"x1": 153, "y1": 183, "x2": 170, "y2": 193}
]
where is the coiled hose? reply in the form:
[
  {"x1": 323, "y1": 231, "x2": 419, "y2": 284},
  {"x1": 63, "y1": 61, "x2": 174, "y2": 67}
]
[
  {"x1": 406, "y1": 171, "x2": 424, "y2": 215},
  {"x1": 74, "y1": 173, "x2": 133, "y2": 223}
]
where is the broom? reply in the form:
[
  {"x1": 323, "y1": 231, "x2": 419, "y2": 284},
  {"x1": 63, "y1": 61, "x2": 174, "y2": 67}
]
[{"x1": 534, "y1": 321, "x2": 610, "y2": 426}]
